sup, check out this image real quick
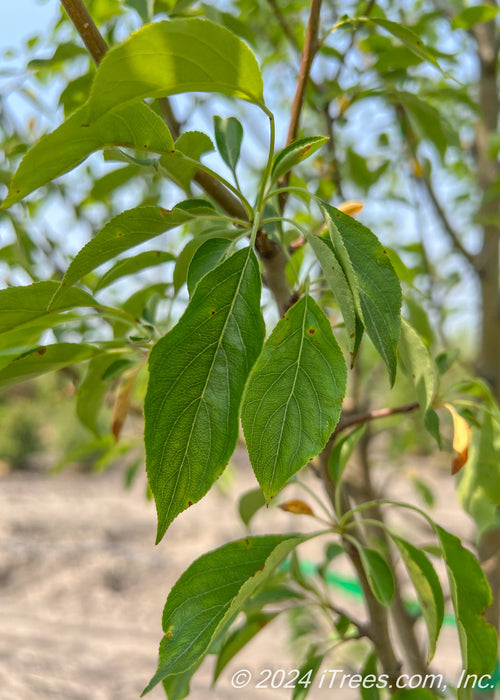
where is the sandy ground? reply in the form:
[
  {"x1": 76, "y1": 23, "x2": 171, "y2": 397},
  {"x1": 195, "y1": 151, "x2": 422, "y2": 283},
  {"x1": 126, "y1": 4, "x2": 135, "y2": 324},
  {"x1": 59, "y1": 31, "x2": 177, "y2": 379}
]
[{"x1": 0, "y1": 445, "x2": 479, "y2": 700}]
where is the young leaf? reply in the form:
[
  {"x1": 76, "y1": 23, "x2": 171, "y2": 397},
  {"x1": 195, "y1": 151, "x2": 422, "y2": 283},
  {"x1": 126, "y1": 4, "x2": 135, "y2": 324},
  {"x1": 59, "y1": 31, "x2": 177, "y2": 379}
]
[
  {"x1": 452, "y1": 5, "x2": 499, "y2": 30},
  {"x1": 160, "y1": 131, "x2": 214, "y2": 191},
  {"x1": 77, "y1": 354, "x2": 125, "y2": 436},
  {"x1": 392, "y1": 536, "x2": 444, "y2": 660},
  {"x1": 321, "y1": 203, "x2": 401, "y2": 384},
  {"x1": 214, "y1": 116, "x2": 244, "y2": 173},
  {"x1": 328, "y1": 424, "x2": 366, "y2": 484},
  {"x1": 173, "y1": 226, "x2": 239, "y2": 291},
  {"x1": 142, "y1": 534, "x2": 308, "y2": 694},
  {"x1": 271, "y1": 136, "x2": 329, "y2": 182},
  {"x1": 436, "y1": 525, "x2": 498, "y2": 677},
  {"x1": 213, "y1": 612, "x2": 277, "y2": 683},
  {"x1": 94, "y1": 251, "x2": 174, "y2": 292},
  {"x1": 187, "y1": 238, "x2": 233, "y2": 296},
  {"x1": 369, "y1": 18, "x2": 441, "y2": 72},
  {"x1": 238, "y1": 487, "x2": 267, "y2": 527},
  {"x1": 292, "y1": 651, "x2": 324, "y2": 700},
  {"x1": 52, "y1": 201, "x2": 216, "y2": 304},
  {"x1": 144, "y1": 247, "x2": 264, "y2": 541},
  {"x1": 357, "y1": 545, "x2": 395, "y2": 607},
  {"x1": 2, "y1": 102, "x2": 174, "y2": 208},
  {"x1": 398, "y1": 92, "x2": 457, "y2": 159},
  {"x1": 0, "y1": 343, "x2": 102, "y2": 388},
  {"x1": 303, "y1": 231, "x2": 358, "y2": 356},
  {"x1": 88, "y1": 18, "x2": 265, "y2": 123},
  {"x1": 399, "y1": 318, "x2": 436, "y2": 412},
  {"x1": 456, "y1": 413, "x2": 500, "y2": 535},
  {"x1": 241, "y1": 295, "x2": 346, "y2": 500},
  {"x1": 361, "y1": 652, "x2": 380, "y2": 700}
]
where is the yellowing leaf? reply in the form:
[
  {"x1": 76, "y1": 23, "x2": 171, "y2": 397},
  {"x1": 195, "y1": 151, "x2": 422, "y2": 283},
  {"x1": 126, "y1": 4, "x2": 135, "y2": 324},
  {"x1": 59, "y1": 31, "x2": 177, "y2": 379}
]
[
  {"x1": 279, "y1": 500, "x2": 315, "y2": 516},
  {"x1": 410, "y1": 157, "x2": 424, "y2": 178},
  {"x1": 338, "y1": 96, "x2": 351, "y2": 115},
  {"x1": 445, "y1": 403, "x2": 471, "y2": 475},
  {"x1": 337, "y1": 200, "x2": 363, "y2": 217}
]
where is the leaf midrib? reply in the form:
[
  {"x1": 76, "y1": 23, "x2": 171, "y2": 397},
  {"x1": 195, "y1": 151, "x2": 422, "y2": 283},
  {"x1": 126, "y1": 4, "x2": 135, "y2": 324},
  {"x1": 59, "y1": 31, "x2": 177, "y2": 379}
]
[
  {"x1": 267, "y1": 297, "x2": 308, "y2": 492},
  {"x1": 158, "y1": 248, "x2": 253, "y2": 525}
]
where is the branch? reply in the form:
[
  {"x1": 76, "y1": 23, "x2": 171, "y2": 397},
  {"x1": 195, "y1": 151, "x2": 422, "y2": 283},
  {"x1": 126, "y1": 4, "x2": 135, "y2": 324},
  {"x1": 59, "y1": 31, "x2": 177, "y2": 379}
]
[
  {"x1": 286, "y1": 0, "x2": 323, "y2": 147},
  {"x1": 60, "y1": 0, "x2": 108, "y2": 65},
  {"x1": 335, "y1": 402, "x2": 420, "y2": 436},
  {"x1": 420, "y1": 175, "x2": 477, "y2": 268},
  {"x1": 61, "y1": 0, "x2": 293, "y2": 315}
]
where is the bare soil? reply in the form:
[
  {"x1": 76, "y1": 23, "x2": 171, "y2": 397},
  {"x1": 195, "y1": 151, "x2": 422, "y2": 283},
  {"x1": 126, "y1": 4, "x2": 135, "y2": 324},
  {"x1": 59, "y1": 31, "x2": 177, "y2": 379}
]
[{"x1": 0, "y1": 445, "x2": 473, "y2": 700}]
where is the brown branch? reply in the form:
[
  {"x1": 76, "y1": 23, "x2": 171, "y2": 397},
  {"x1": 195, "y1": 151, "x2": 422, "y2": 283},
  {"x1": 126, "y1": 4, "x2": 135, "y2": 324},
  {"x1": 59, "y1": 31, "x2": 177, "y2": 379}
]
[
  {"x1": 286, "y1": 0, "x2": 323, "y2": 147},
  {"x1": 61, "y1": 0, "x2": 292, "y2": 315},
  {"x1": 60, "y1": 0, "x2": 108, "y2": 66},
  {"x1": 334, "y1": 401, "x2": 420, "y2": 437}
]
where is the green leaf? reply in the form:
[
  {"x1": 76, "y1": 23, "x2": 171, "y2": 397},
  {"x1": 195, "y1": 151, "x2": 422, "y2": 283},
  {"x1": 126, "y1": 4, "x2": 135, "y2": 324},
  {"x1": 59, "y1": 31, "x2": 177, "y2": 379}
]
[
  {"x1": 398, "y1": 92, "x2": 457, "y2": 159},
  {"x1": 0, "y1": 343, "x2": 102, "y2": 389},
  {"x1": 160, "y1": 131, "x2": 214, "y2": 191},
  {"x1": 238, "y1": 487, "x2": 267, "y2": 527},
  {"x1": 321, "y1": 203, "x2": 401, "y2": 384},
  {"x1": 187, "y1": 238, "x2": 232, "y2": 296},
  {"x1": 0, "y1": 281, "x2": 99, "y2": 349},
  {"x1": 76, "y1": 354, "x2": 127, "y2": 436},
  {"x1": 357, "y1": 545, "x2": 395, "y2": 607},
  {"x1": 95, "y1": 251, "x2": 175, "y2": 293},
  {"x1": 145, "y1": 247, "x2": 264, "y2": 541},
  {"x1": 452, "y1": 5, "x2": 499, "y2": 30},
  {"x1": 399, "y1": 318, "x2": 436, "y2": 412},
  {"x1": 214, "y1": 116, "x2": 244, "y2": 173},
  {"x1": 271, "y1": 136, "x2": 329, "y2": 182},
  {"x1": 436, "y1": 525, "x2": 498, "y2": 676},
  {"x1": 303, "y1": 231, "x2": 358, "y2": 357},
  {"x1": 292, "y1": 651, "x2": 324, "y2": 700},
  {"x1": 53, "y1": 201, "x2": 216, "y2": 304},
  {"x1": 213, "y1": 612, "x2": 277, "y2": 683},
  {"x1": 328, "y1": 425, "x2": 366, "y2": 484},
  {"x1": 392, "y1": 536, "x2": 444, "y2": 660},
  {"x1": 2, "y1": 102, "x2": 174, "y2": 208},
  {"x1": 456, "y1": 413, "x2": 500, "y2": 534},
  {"x1": 85, "y1": 165, "x2": 142, "y2": 203},
  {"x1": 369, "y1": 18, "x2": 442, "y2": 72},
  {"x1": 125, "y1": 0, "x2": 153, "y2": 23},
  {"x1": 392, "y1": 691, "x2": 439, "y2": 700},
  {"x1": 360, "y1": 651, "x2": 380, "y2": 700},
  {"x1": 241, "y1": 295, "x2": 346, "y2": 500},
  {"x1": 89, "y1": 18, "x2": 264, "y2": 123},
  {"x1": 173, "y1": 226, "x2": 238, "y2": 291},
  {"x1": 142, "y1": 534, "x2": 308, "y2": 694}
]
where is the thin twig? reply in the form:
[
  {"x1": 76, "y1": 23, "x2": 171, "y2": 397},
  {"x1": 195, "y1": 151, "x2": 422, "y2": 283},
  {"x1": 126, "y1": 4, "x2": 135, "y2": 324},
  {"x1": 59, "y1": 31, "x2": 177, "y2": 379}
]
[
  {"x1": 60, "y1": 0, "x2": 293, "y2": 315},
  {"x1": 60, "y1": 0, "x2": 108, "y2": 65},
  {"x1": 335, "y1": 402, "x2": 420, "y2": 436},
  {"x1": 420, "y1": 176, "x2": 476, "y2": 268},
  {"x1": 266, "y1": 0, "x2": 301, "y2": 54}
]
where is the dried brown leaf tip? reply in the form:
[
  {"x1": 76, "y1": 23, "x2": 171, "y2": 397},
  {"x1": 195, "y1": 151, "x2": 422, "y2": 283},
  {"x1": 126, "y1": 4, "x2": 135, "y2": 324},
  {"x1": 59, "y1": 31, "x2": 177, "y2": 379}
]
[
  {"x1": 111, "y1": 366, "x2": 140, "y2": 440},
  {"x1": 279, "y1": 499, "x2": 315, "y2": 517}
]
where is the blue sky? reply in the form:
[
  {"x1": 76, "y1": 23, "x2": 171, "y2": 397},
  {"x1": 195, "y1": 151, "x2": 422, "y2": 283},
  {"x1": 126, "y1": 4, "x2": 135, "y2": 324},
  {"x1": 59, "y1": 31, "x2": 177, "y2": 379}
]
[
  {"x1": 0, "y1": 1, "x2": 480, "y2": 343},
  {"x1": 0, "y1": 1, "x2": 59, "y2": 52}
]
